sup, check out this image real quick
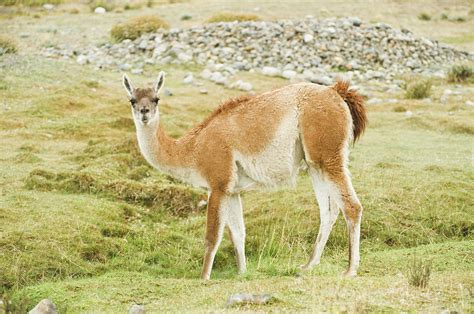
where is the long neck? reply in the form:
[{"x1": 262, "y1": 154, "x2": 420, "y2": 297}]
[{"x1": 135, "y1": 119, "x2": 195, "y2": 172}]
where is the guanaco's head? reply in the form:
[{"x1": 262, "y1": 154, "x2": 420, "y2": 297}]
[{"x1": 122, "y1": 71, "x2": 165, "y2": 126}]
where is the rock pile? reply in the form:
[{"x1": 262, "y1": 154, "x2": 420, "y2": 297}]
[{"x1": 42, "y1": 17, "x2": 472, "y2": 87}]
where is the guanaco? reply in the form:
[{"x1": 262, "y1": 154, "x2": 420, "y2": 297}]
[{"x1": 123, "y1": 72, "x2": 367, "y2": 280}]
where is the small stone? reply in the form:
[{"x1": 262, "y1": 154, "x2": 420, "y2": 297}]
[
  {"x1": 367, "y1": 98, "x2": 383, "y2": 105},
  {"x1": 138, "y1": 40, "x2": 148, "y2": 50},
  {"x1": 405, "y1": 110, "x2": 413, "y2": 117},
  {"x1": 131, "y1": 68, "x2": 143, "y2": 75},
  {"x1": 183, "y1": 73, "x2": 193, "y2": 84},
  {"x1": 311, "y1": 76, "x2": 332, "y2": 86},
  {"x1": 199, "y1": 89, "x2": 208, "y2": 94},
  {"x1": 164, "y1": 89, "x2": 173, "y2": 96},
  {"x1": 282, "y1": 70, "x2": 297, "y2": 80},
  {"x1": 230, "y1": 80, "x2": 253, "y2": 91},
  {"x1": 210, "y1": 72, "x2": 227, "y2": 85},
  {"x1": 177, "y1": 52, "x2": 192, "y2": 62},
  {"x1": 94, "y1": 7, "x2": 106, "y2": 14},
  {"x1": 303, "y1": 34, "x2": 314, "y2": 43},
  {"x1": 200, "y1": 69, "x2": 212, "y2": 80},
  {"x1": 76, "y1": 55, "x2": 87, "y2": 65},
  {"x1": 465, "y1": 100, "x2": 474, "y2": 107},
  {"x1": 29, "y1": 299, "x2": 57, "y2": 314},
  {"x1": 261, "y1": 66, "x2": 280, "y2": 77},
  {"x1": 43, "y1": 4, "x2": 54, "y2": 10},
  {"x1": 119, "y1": 63, "x2": 132, "y2": 71},
  {"x1": 128, "y1": 304, "x2": 146, "y2": 314}
]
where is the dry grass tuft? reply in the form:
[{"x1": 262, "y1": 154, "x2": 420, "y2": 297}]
[
  {"x1": 1, "y1": 0, "x2": 62, "y2": 6},
  {"x1": 207, "y1": 11, "x2": 261, "y2": 23},
  {"x1": 405, "y1": 79, "x2": 432, "y2": 99},
  {"x1": 418, "y1": 12, "x2": 431, "y2": 21},
  {"x1": 110, "y1": 15, "x2": 169, "y2": 42},
  {"x1": 447, "y1": 64, "x2": 473, "y2": 83},
  {"x1": 0, "y1": 36, "x2": 18, "y2": 55},
  {"x1": 406, "y1": 254, "x2": 431, "y2": 288}
]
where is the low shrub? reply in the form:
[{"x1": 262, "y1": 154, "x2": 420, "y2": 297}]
[
  {"x1": 0, "y1": 36, "x2": 18, "y2": 55},
  {"x1": 88, "y1": 0, "x2": 115, "y2": 12},
  {"x1": 110, "y1": 15, "x2": 169, "y2": 42},
  {"x1": 418, "y1": 13, "x2": 431, "y2": 21},
  {"x1": 405, "y1": 79, "x2": 432, "y2": 99},
  {"x1": 440, "y1": 13, "x2": 448, "y2": 20},
  {"x1": 207, "y1": 11, "x2": 261, "y2": 23},
  {"x1": 447, "y1": 65, "x2": 473, "y2": 83}
]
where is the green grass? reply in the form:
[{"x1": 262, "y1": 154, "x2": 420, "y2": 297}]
[
  {"x1": 405, "y1": 79, "x2": 432, "y2": 99},
  {"x1": 0, "y1": 55, "x2": 473, "y2": 312}
]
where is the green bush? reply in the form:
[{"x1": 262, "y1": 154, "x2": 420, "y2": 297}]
[
  {"x1": 0, "y1": 36, "x2": 17, "y2": 55},
  {"x1": 406, "y1": 254, "x2": 431, "y2": 288},
  {"x1": 447, "y1": 65, "x2": 473, "y2": 83},
  {"x1": 207, "y1": 11, "x2": 261, "y2": 23},
  {"x1": 110, "y1": 15, "x2": 169, "y2": 42},
  {"x1": 405, "y1": 80, "x2": 432, "y2": 99},
  {"x1": 418, "y1": 13, "x2": 431, "y2": 21},
  {"x1": 440, "y1": 13, "x2": 448, "y2": 20}
]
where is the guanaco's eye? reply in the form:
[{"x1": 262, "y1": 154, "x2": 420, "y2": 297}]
[
  {"x1": 130, "y1": 98, "x2": 137, "y2": 107},
  {"x1": 152, "y1": 97, "x2": 160, "y2": 104}
]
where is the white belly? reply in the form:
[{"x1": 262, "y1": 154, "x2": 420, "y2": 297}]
[{"x1": 232, "y1": 109, "x2": 304, "y2": 192}]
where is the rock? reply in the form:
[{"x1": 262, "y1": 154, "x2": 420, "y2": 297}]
[
  {"x1": 465, "y1": 100, "x2": 474, "y2": 107},
  {"x1": 164, "y1": 89, "x2": 173, "y2": 96},
  {"x1": 131, "y1": 68, "x2": 143, "y2": 75},
  {"x1": 199, "y1": 89, "x2": 208, "y2": 95},
  {"x1": 76, "y1": 55, "x2": 88, "y2": 65},
  {"x1": 282, "y1": 70, "x2": 297, "y2": 80},
  {"x1": 303, "y1": 34, "x2": 314, "y2": 43},
  {"x1": 177, "y1": 52, "x2": 192, "y2": 62},
  {"x1": 128, "y1": 304, "x2": 146, "y2": 314},
  {"x1": 405, "y1": 110, "x2": 413, "y2": 117},
  {"x1": 227, "y1": 294, "x2": 274, "y2": 307},
  {"x1": 230, "y1": 80, "x2": 253, "y2": 91},
  {"x1": 183, "y1": 73, "x2": 194, "y2": 84},
  {"x1": 261, "y1": 66, "x2": 280, "y2": 77},
  {"x1": 43, "y1": 4, "x2": 54, "y2": 10},
  {"x1": 311, "y1": 76, "x2": 332, "y2": 85},
  {"x1": 119, "y1": 63, "x2": 132, "y2": 71},
  {"x1": 138, "y1": 40, "x2": 148, "y2": 50},
  {"x1": 94, "y1": 7, "x2": 106, "y2": 14},
  {"x1": 367, "y1": 98, "x2": 383, "y2": 105},
  {"x1": 29, "y1": 299, "x2": 57, "y2": 314},
  {"x1": 210, "y1": 71, "x2": 227, "y2": 85},
  {"x1": 200, "y1": 69, "x2": 212, "y2": 80}
]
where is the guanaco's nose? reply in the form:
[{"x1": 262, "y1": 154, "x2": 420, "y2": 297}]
[{"x1": 140, "y1": 108, "x2": 150, "y2": 114}]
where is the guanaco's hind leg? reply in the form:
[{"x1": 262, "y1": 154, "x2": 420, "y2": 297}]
[
  {"x1": 301, "y1": 168, "x2": 340, "y2": 270},
  {"x1": 201, "y1": 191, "x2": 226, "y2": 280}
]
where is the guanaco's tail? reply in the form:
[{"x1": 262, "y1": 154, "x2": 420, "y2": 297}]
[{"x1": 332, "y1": 80, "x2": 367, "y2": 143}]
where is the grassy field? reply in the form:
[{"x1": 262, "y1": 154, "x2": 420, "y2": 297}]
[{"x1": 1, "y1": 0, "x2": 473, "y2": 312}]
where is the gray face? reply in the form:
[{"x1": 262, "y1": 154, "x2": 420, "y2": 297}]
[{"x1": 130, "y1": 88, "x2": 159, "y2": 125}]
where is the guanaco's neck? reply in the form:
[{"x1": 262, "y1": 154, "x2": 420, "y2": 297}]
[{"x1": 135, "y1": 119, "x2": 195, "y2": 173}]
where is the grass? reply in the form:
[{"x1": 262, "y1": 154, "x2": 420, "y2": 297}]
[
  {"x1": 0, "y1": 1, "x2": 473, "y2": 312},
  {"x1": 406, "y1": 254, "x2": 431, "y2": 288},
  {"x1": 418, "y1": 12, "x2": 431, "y2": 21},
  {"x1": 110, "y1": 15, "x2": 169, "y2": 42},
  {"x1": 0, "y1": 36, "x2": 17, "y2": 55},
  {"x1": 207, "y1": 12, "x2": 261, "y2": 23},
  {"x1": 0, "y1": 54, "x2": 472, "y2": 312},
  {"x1": 405, "y1": 79, "x2": 432, "y2": 99},
  {"x1": 447, "y1": 64, "x2": 473, "y2": 83},
  {"x1": 0, "y1": 0, "x2": 62, "y2": 6}
]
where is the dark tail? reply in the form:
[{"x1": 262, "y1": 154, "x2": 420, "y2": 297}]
[{"x1": 332, "y1": 80, "x2": 367, "y2": 143}]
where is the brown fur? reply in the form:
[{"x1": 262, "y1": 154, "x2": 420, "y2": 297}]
[{"x1": 331, "y1": 80, "x2": 367, "y2": 142}]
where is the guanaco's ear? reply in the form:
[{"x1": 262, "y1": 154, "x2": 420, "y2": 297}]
[
  {"x1": 153, "y1": 71, "x2": 165, "y2": 95},
  {"x1": 123, "y1": 74, "x2": 134, "y2": 98}
]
